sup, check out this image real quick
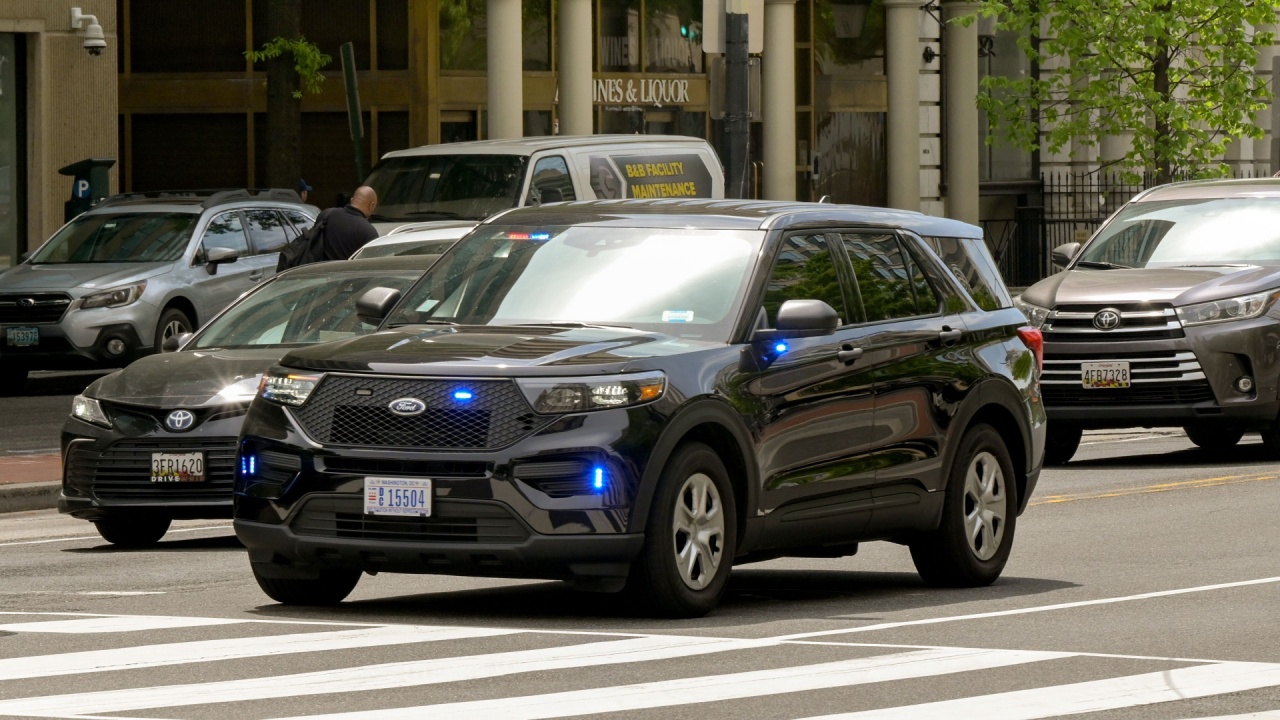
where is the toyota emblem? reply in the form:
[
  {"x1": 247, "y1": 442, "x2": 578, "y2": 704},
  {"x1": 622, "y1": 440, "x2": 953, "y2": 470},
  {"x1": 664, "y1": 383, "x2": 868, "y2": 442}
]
[
  {"x1": 1092, "y1": 308, "x2": 1123, "y2": 331},
  {"x1": 388, "y1": 398, "x2": 427, "y2": 417},
  {"x1": 165, "y1": 409, "x2": 196, "y2": 432},
  {"x1": 17, "y1": 298, "x2": 34, "y2": 309}
]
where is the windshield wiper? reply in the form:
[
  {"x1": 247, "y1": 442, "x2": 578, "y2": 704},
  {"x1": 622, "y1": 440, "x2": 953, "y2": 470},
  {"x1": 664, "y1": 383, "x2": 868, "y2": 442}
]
[
  {"x1": 406, "y1": 210, "x2": 464, "y2": 219},
  {"x1": 1075, "y1": 260, "x2": 1131, "y2": 270},
  {"x1": 384, "y1": 319, "x2": 458, "y2": 328}
]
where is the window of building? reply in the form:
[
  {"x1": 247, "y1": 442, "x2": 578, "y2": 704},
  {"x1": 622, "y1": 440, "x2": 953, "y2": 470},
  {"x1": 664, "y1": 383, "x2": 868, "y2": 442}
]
[
  {"x1": 376, "y1": 0, "x2": 410, "y2": 70},
  {"x1": 762, "y1": 234, "x2": 848, "y2": 326},
  {"x1": 245, "y1": 210, "x2": 291, "y2": 255},
  {"x1": 440, "y1": 1, "x2": 553, "y2": 72},
  {"x1": 598, "y1": 0, "x2": 641, "y2": 72},
  {"x1": 840, "y1": 233, "x2": 938, "y2": 322},
  {"x1": 979, "y1": 27, "x2": 1034, "y2": 181},
  {"x1": 131, "y1": 114, "x2": 248, "y2": 192},
  {"x1": 300, "y1": 0, "x2": 372, "y2": 71},
  {"x1": 130, "y1": 0, "x2": 246, "y2": 73},
  {"x1": 646, "y1": 0, "x2": 703, "y2": 73}
]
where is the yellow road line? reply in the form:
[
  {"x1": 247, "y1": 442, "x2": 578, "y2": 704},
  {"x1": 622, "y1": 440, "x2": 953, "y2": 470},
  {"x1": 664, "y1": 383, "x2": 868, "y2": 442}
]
[{"x1": 1031, "y1": 473, "x2": 1278, "y2": 506}]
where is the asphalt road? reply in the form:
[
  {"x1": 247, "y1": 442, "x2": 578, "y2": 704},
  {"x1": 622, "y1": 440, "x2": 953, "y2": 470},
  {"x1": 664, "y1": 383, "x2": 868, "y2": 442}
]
[{"x1": 0, "y1": 430, "x2": 1277, "y2": 719}]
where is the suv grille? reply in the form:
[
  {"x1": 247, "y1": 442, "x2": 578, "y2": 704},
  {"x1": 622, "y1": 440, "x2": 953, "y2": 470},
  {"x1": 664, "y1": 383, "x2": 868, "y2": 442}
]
[
  {"x1": 1042, "y1": 351, "x2": 1206, "y2": 385},
  {"x1": 1044, "y1": 304, "x2": 1182, "y2": 341},
  {"x1": 290, "y1": 495, "x2": 529, "y2": 544},
  {"x1": 292, "y1": 375, "x2": 546, "y2": 450},
  {"x1": 64, "y1": 438, "x2": 237, "y2": 502},
  {"x1": 1041, "y1": 382, "x2": 1216, "y2": 406},
  {"x1": 0, "y1": 293, "x2": 72, "y2": 324}
]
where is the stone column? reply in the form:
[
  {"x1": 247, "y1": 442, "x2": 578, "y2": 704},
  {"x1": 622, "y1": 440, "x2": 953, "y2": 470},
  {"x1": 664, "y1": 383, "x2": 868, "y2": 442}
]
[
  {"x1": 943, "y1": 0, "x2": 980, "y2": 224},
  {"x1": 487, "y1": 0, "x2": 523, "y2": 139},
  {"x1": 884, "y1": 0, "x2": 924, "y2": 211},
  {"x1": 763, "y1": 0, "x2": 798, "y2": 200},
  {"x1": 558, "y1": 0, "x2": 593, "y2": 136}
]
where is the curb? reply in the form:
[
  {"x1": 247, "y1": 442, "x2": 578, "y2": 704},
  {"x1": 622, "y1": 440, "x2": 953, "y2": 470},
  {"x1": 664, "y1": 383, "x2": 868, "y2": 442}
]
[{"x1": 0, "y1": 482, "x2": 61, "y2": 514}]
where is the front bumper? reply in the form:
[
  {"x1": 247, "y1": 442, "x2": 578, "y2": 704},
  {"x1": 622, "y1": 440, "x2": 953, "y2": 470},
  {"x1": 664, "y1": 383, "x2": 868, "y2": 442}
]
[{"x1": 1, "y1": 306, "x2": 155, "y2": 369}]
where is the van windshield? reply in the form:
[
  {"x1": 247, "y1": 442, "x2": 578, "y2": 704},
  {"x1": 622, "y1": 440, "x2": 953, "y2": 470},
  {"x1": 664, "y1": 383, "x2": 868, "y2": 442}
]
[
  {"x1": 30, "y1": 212, "x2": 196, "y2": 264},
  {"x1": 364, "y1": 154, "x2": 526, "y2": 223}
]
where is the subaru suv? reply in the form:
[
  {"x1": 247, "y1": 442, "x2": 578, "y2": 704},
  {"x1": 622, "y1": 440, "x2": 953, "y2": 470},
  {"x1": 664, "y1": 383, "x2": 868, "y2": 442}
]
[
  {"x1": 234, "y1": 200, "x2": 1044, "y2": 617},
  {"x1": 0, "y1": 189, "x2": 317, "y2": 393},
  {"x1": 1017, "y1": 178, "x2": 1280, "y2": 464}
]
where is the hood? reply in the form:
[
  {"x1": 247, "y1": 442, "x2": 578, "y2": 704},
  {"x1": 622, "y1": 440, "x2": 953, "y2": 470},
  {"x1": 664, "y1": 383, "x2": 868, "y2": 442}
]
[
  {"x1": 280, "y1": 325, "x2": 714, "y2": 376},
  {"x1": 87, "y1": 347, "x2": 285, "y2": 408},
  {"x1": 1022, "y1": 265, "x2": 1280, "y2": 307},
  {"x1": 372, "y1": 219, "x2": 481, "y2": 236},
  {"x1": 0, "y1": 262, "x2": 173, "y2": 295}
]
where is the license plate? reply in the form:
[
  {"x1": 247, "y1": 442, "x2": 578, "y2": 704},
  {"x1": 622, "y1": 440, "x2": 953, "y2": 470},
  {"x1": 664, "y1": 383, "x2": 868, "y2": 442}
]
[
  {"x1": 150, "y1": 452, "x2": 205, "y2": 483},
  {"x1": 364, "y1": 477, "x2": 433, "y2": 517},
  {"x1": 1082, "y1": 361, "x2": 1130, "y2": 389},
  {"x1": 5, "y1": 327, "x2": 38, "y2": 347}
]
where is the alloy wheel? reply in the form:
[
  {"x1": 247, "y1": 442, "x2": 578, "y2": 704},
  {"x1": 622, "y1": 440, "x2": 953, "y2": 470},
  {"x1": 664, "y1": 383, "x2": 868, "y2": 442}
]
[
  {"x1": 963, "y1": 451, "x2": 1007, "y2": 561},
  {"x1": 671, "y1": 472, "x2": 725, "y2": 590},
  {"x1": 162, "y1": 319, "x2": 188, "y2": 341}
]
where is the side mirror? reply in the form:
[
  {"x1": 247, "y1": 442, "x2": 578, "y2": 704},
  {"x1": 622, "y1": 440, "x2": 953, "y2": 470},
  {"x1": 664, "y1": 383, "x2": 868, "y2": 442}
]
[
  {"x1": 205, "y1": 247, "x2": 239, "y2": 275},
  {"x1": 357, "y1": 287, "x2": 402, "y2": 325},
  {"x1": 19, "y1": 251, "x2": 31, "y2": 262},
  {"x1": 1051, "y1": 242, "x2": 1081, "y2": 269},
  {"x1": 162, "y1": 332, "x2": 194, "y2": 353},
  {"x1": 752, "y1": 299, "x2": 839, "y2": 343}
]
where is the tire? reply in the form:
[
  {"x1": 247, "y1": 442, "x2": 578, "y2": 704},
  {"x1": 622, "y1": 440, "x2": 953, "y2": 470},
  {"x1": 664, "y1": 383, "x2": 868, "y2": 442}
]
[
  {"x1": 625, "y1": 442, "x2": 737, "y2": 618},
  {"x1": 910, "y1": 424, "x2": 1018, "y2": 588},
  {"x1": 0, "y1": 363, "x2": 27, "y2": 397},
  {"x1": 1185, "y1": 425, "x2": 1244, "y2": 450},
  {"x1": 154, "y1": 307, "x2": 193, "y2": 353},
  {"x1": 252, "y1": 564, "x2": 361, "y2": 606},
  {"x1": 1043, "y1": 424, "x2": 1082, "y2": 466},
  {"x1": 94, "y1": 517, "x2": 171, "y2": 548}
]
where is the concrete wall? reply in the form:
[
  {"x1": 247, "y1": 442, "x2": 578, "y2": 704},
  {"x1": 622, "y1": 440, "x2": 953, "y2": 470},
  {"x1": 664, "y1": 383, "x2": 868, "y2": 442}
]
[{"x1": 0, "y1": 1, "x2": 117, "y2": 253}]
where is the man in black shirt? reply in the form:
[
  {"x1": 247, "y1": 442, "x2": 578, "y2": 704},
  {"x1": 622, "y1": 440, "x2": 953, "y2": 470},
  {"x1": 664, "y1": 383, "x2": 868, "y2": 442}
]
[{"x1": 319, "y1": 186, "x2": 380, "y2": 261}]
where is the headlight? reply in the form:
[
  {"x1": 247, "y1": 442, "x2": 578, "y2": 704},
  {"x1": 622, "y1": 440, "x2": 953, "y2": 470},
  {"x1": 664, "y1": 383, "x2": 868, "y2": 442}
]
[
  {"x1": 71, "y1": 395, "x2": 111, "y2": 428},
  {"x1": 1013, "y1": 296, "x2": 1050, "y2": 329},
  {"x1": 80, "y1": 282, "x2": 147, "y2": 310},
  {"x1": 258, "y1": 371, "x2": 323, "y2": 406},
  {"x1": 1177, "y1": 290, "x2": 1279, "y2": 327},
  {"x1": 516, "y1": 371, "x2": 666, "y2": 414}
]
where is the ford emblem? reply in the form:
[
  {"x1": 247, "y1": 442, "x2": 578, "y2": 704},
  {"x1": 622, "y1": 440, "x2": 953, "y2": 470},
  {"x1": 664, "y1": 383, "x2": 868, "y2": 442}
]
[
  {"x1": 388, "y1": 398, "x2": 427, "y2": 416},
  {"x1": 165, "y1": 409, "x2": 196, "y2": 432},
  {"x1": 1092, "y1": 308, "x2": 1122, "y2": 331}
]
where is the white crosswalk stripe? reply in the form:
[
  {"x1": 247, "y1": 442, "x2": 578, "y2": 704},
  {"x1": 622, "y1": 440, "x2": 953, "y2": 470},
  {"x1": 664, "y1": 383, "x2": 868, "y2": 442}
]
[{"x1": 0, "y1": 612, "x2": 1276, "y2": 720}]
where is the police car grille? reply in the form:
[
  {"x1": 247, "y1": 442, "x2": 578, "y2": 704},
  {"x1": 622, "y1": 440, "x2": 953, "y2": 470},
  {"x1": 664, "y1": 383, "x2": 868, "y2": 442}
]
[
  {"x1": 290, "y1": 496, "x2": 529, "y2": 544},
  {"x1": 293, "y1": 376, "x2": 546, "y2": 450}
]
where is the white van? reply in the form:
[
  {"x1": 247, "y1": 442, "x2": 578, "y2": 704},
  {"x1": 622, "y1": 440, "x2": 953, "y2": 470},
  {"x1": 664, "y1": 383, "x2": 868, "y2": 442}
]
[{"x1": 361, "y1": 135, "x2": 724, "y2": 234}]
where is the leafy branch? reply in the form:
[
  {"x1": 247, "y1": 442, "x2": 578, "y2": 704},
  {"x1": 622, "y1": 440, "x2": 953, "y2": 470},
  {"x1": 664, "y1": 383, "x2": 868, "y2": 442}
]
[{"x1": 245, "y1": 36, "x2": 332, "y2": 99}]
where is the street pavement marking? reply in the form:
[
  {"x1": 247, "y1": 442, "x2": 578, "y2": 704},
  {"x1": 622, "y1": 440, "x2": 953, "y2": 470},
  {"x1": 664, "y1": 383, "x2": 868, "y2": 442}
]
[
  {"x1": 256, "y1": 648, "x2": 1071, "y2": 720},
  {"x1": 0, "y1": 524, "x2": 233, "y2": 547},
  {"x1": 0, "y1": 615, "x2": 247, "y2": 634},
  {"x1": 0, "y1": 625, "x2": 520, "y2": 681},
  {"x1": 796, "y1": 661, "x2": 1280, "y2": 719},
  {"x1": 1031, "y1": 473, "x2": 1279, "y2": 506},
  {"x1": 0, "y1": 634, "x2": 795, "y2": 717},
  {"x1": 1172, "y1": 713, "x2": 1280, "y2": 719},
  {"x1": 769, "y1": 575, "x2": 1280, "y2": 641}
]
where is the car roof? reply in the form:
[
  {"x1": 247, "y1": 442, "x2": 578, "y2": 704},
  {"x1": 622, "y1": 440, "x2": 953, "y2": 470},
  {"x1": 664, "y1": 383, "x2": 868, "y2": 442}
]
[
  {"x1": 381, "y1": 135, "x2": 710, "y2": 160},
  {"x1": 89, "y1": 189, "x2": 315, "y2": 214},
  {"x1": 483, "y1": 199, "x2": 983, "y2": 238},
  {"x1": 1135, "y1": 177, "x2": 1280, "y2": 202},
  {"x1": 276, "y1": 254, "x2": 441, "y2": 278}
]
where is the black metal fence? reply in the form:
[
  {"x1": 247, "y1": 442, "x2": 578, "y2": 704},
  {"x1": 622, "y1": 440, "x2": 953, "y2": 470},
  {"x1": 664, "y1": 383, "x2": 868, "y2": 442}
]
[{"x1": 984, "y1": 168, "x2": 1262, "y2": 287}]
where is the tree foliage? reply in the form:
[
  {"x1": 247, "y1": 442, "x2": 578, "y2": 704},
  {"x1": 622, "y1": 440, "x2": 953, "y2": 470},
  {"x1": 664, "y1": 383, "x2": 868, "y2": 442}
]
[
  {"x1": 245, "y1": 37, "x2": 332, "y2": 99},
  {"x1": 975, "y1": 0, "x2": 1280, "y2": 183}
]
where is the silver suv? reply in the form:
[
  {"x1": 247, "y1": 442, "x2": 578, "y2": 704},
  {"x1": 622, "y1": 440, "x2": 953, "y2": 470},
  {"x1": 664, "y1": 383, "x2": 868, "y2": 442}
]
[
  {"x1": 1017, "y1": 178, "x2": 1280, "y2": 463},
  {"x1": 0, "y1": 189, "x2": 316, "y2": 392}
]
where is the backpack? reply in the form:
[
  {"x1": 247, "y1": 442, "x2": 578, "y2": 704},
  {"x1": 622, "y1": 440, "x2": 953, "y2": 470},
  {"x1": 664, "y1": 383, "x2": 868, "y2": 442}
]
[{"x1": 276, "y1": 209, "x2": 332, "y2": 272}]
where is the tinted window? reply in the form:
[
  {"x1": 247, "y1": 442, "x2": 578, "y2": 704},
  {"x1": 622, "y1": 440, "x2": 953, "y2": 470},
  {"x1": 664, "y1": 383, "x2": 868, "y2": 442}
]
[
  {"x1": 527, "y1": 156, "x2": 576, "y2": 203},
  {"x1": 923, "y1": 236, "x2": 1012, "y2": 311},
  {"x1": 762, "y1": 234, "x2": 848, "y2": 326},
  {"x1": 200, "y1": 212, "x2": 249, "y2": 259},
  {"x1": 840, "y1": 233, "x2": 938, "y2": 322},
  {"x1": 29, "y1": 212, "x2": 197, "y2": 264},
  {"x1": 363, "y1": 154, "x2": 525, "y2": 222},
  {"x1": 245, "y1": 209, "x2": 290, "y2": 254},
  {"x1": 285, "y1": 210, "x2": 314, "y2": 235}
]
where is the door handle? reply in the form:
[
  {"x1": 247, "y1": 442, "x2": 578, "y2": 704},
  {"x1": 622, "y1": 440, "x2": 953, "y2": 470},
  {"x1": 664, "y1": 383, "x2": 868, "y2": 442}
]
[
  {"x1": 249, "y1": 270, "x2": 264, "y2": 282},
  {"x1": 837, "y1": 344, "x2": 863, "y2": 364},
  {"x1": 938, "y1": 327, "x2": 963, "y2": 346}
]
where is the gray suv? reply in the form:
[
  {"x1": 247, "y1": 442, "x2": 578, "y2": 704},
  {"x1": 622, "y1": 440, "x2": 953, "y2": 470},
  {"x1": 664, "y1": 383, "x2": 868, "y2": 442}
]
[
  {"x1": 0, "y1": 190, "x2": 316, "y2": 392},
  {"x1": 1016, "y1": 178, "x2": 1280, "y2": 463}
]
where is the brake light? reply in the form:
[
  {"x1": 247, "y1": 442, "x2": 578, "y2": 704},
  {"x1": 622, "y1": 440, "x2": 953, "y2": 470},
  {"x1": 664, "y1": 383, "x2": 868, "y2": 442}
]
[{"x1": 1016, "y1": 326, "x2": 1044, "y2": 373}]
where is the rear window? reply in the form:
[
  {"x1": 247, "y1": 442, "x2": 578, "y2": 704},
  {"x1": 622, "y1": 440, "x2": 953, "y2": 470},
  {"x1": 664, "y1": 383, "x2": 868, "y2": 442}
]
[{"x1": 923, "y1": 236, "x2": 1013, "y2": 311}]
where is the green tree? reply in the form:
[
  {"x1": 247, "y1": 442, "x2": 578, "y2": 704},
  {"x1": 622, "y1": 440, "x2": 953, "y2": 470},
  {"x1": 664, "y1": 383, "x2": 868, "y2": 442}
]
[{"x1": 976, "y1": 0, "x2": 1280, "y2": 184}]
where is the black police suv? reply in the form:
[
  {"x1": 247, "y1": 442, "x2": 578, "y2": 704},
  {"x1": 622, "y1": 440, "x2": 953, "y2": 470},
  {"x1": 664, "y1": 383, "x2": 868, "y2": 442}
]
[{"x1": 234, "y1": 200, "x2": 1045, "y2": 617}]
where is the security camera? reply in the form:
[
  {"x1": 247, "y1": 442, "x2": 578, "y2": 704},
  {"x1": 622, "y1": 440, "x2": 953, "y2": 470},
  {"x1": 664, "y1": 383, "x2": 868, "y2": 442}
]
[{"x1": 70, "y1": 8, "x2": 106, "y2": 57}]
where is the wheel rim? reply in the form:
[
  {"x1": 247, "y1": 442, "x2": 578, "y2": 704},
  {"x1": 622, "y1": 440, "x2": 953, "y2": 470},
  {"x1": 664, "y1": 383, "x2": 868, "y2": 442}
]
[
  {"x1": 162, "y1": 319, "x2": 188, "y2": 342},
  {"x1": 671, "y1": 472, "x2": 725, "y2": 591},
  {"x1": 963, "y1": 451, "x2": 1007, "y2": 561}
]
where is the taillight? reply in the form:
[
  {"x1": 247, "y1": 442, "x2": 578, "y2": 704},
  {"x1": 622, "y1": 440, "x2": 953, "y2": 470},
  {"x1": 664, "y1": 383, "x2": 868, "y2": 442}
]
[{"x1": 1016, "y1": 326, "x2": 1044, "y2": 373}]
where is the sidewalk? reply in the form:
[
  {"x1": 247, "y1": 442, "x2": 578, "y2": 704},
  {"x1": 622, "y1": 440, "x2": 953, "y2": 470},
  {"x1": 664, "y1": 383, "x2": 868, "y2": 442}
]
[{"x1": 0, "y1": 453, "x2": 61, "y2": 513}]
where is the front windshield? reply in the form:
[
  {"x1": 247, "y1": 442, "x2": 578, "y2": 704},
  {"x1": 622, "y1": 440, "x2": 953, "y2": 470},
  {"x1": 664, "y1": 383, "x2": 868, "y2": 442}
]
[
  {"x1": 388, "y1": 225, "x2": 762, "y2": 342},
  {"x1": 364, "y1": 154, "x2": 526, "y2": 223},
  {"x1": 192, "y1": 269, "x2": 423, "y2": 349},
  {"x1": 30, "y1": 212, "x2": 197, "y2": 264},
  {"x1": 1080, "y1": 198, "x2": 1280, "y2": 268}
]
